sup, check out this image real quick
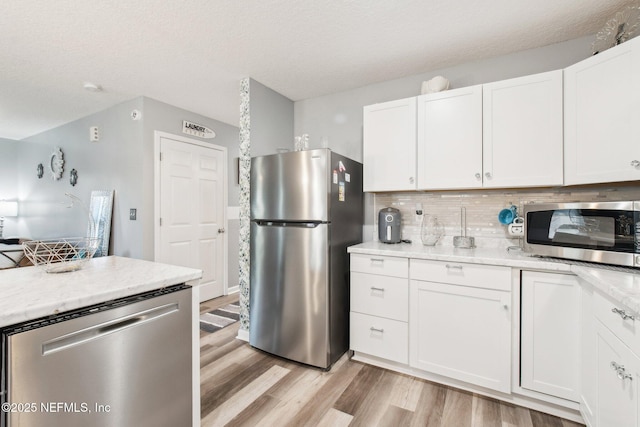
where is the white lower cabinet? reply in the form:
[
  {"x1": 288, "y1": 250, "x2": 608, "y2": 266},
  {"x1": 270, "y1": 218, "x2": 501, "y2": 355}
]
[
  {"x1": 409, "y1": 260, "x2": 511, "y2": 393},
  {"x1": 595, "y1": 320, "x2": 640, "y2": 427},
  {"x1": 583, "y1": 289, "x2": 640, "y2": 427},
  {"x1": 349, "y1": 254, "x2": 409, "y2": 364},
  {"x1": 348, "y1": 252, "x2": 590, "y2": 423},
  {"x1": 520, "y1": 271, "x2": 580, "y2": 402}
]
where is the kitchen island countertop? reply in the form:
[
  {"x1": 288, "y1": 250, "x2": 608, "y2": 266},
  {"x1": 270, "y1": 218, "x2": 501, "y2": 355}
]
[
  {"x1": 348, "y1": 241, "x2": 640, "y2": 315},
  {"x1": 0, "y1": 256, "x2": 202, "y2": 328}
]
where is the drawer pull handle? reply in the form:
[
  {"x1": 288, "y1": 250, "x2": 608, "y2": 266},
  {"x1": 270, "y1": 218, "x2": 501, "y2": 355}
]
[
  {"x1": 445, "y1": 264, "x2": 463, "y2": 270},
  {"x1": 612, "y1": 307, "x2": 635, "y2": 321},
  {"x1": 370, "y1": 327, "x2": 384, "y2": 333},
  {"x1": 370, "y1": 258, "x2": 384, "y2": 263},
  {"x1": 611, "y1": 361, "x2": 634, "y2": 381},
  {"x1": 370, "y1": 286, "x2": 385, "y2": 292}
]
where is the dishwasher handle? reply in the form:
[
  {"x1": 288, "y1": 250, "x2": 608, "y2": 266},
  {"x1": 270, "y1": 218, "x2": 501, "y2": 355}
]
[{"x1": 42, "y1": 302, "x2": 179, "y2": 356}]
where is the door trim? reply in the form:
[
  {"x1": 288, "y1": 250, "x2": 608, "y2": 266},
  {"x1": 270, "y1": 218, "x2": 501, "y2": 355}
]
[{"x1": 153, "y1": 131, "x2": 228, "y2": 295}]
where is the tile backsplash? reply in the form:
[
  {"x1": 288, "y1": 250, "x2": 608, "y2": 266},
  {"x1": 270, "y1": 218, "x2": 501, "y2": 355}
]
[{"x1": 373, "y1": 184, "x2": 640, "y2": 249}]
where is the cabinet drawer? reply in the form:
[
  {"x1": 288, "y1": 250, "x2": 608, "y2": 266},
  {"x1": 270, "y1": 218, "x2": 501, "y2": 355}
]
[
  {"x1": 351, "y1": 254, "x2": 408, "y2": 278},
  {"x1": 410, "y1": 259, "x2": 511, "y2": 291},
  {"x1": 350, "y1": 312, "x2": 408, "y2": 363},
  {"x1": 350, "y1": 272, "x2": 408, "y2": 321},
  {"x1": 594, "y1": 290, "x2": 640, "y2": 357}
]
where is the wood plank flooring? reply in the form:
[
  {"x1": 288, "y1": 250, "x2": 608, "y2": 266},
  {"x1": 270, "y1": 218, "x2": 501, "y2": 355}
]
[{"x1": 199, "y1": 296, "x2": 584, "y2": 427}]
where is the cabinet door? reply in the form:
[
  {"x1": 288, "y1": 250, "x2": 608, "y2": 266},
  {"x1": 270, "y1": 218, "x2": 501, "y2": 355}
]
[
  {"x1": 363, "y1": 97, "x2": 417, "y2": 191},
  {"x1": 564, "y1": 36, "x2": 640, "y2": 185},
  {"x1": 595, "y1": 321, "x2": 639, "y2": 427},
  {"x1": 580, "y1": 283, "x2": 597, "y2": 427},
  {"x1": 417, "y1": 85, "x2": 483, "y2": 189},
  {"x1": 409, "y1": 280, "x2": 511, "y2": 393},
  {"x1": 483, "y1": 70, "x2": 563, "y2": 188},
  {"x1": 520, "y1": 271, "x2": 580, "y2": 402}
]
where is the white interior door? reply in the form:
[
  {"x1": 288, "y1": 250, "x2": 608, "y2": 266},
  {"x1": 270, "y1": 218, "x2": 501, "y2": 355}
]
[{"x1": 157, "y1": 133, "x2": 226, "y2": 302}]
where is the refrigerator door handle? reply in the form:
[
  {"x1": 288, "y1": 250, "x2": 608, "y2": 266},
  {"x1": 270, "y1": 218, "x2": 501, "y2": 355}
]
[{"x1": 254, "y1": 220, "x2": 323, "y2": 228}]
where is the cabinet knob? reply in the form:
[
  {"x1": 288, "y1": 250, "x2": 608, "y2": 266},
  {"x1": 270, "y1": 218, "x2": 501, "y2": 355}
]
[
  {"x1": 484, "y1": 172, "x2": 492, "y2": 179},
  {"x1": 631, "y1": 160, "x2": 640, "y2": 168},
  {"x1": 475, "y1": 173, "x2": 482, "y2": 180},
  {"x1": 611, "y1": 361, "x2": 633, "y2": 381},
  {"x1": 218, "y1": 228, "x2": 226, "y2": 234},
  {"x1": 612, "y1": 307, "x2": 635, "y2": 321},
  {"x1": 409, "y1": 177, "x2": 415, "y2": 184}
]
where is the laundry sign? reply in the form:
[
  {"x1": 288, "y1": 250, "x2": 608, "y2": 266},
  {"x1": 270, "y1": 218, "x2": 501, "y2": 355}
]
[{"x1": 182, "y1": 120, "x2": 216, "y2": 139}]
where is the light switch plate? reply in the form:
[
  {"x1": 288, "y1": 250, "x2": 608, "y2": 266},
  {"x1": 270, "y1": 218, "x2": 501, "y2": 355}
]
[{"x1": 129, "y1": 209, "x2": 137, "y2": 220}]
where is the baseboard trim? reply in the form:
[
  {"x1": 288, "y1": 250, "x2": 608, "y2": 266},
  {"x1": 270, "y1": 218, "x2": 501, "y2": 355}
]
[{"x1": 236, "y1": 328, "x2": 249, "y2": 342}]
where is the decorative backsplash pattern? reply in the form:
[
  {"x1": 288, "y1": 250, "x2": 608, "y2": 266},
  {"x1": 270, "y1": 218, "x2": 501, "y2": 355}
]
[
  {"x1": 374, "y1": 184, "x2": 640, "y2": 248},
  {"x1": 238, "y1": 78, "x2": 251, "y2": 332}
]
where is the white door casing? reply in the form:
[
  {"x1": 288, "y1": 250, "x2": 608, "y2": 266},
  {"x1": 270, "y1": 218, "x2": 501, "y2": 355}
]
[{"x1": 154, "y1": 131, "x2": 227, "y2": 302}]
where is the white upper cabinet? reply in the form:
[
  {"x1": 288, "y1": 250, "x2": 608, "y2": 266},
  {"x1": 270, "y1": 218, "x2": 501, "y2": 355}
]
[
  {"x1": 363, "y1": 97, "x2": 417, "y2": 191},
  {"x1": 564, "y1": 36, "x2": 640, "y2": 185},
  {"x1": 417, "y1": 85, "x2": 483, "y2": 189},
  {"x1": 482, "y1": 70, "x2": 564, "y2": 188}
]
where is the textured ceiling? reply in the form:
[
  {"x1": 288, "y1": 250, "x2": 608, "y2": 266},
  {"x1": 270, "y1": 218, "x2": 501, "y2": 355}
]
[{"x1": 0, "y1": 0, "x2": 633, "y2": 140}]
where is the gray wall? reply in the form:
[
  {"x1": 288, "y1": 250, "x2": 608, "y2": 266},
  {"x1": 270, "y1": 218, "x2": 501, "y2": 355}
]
[
  {"x1": 18, "y1": 98, "x2": 145, "y2": 257},
  {"x1": 294, "y1": 35, "x2": 594, "y2": 162},
  {"x1": 249, "y1": 79, "x2": 294, "y2": 157},
  {"x1": 9, "y1": 98, "x2": 241, "y2": 291},
  {"x1": 0, "y1": 138, "x2": 20, "y2": 237}
]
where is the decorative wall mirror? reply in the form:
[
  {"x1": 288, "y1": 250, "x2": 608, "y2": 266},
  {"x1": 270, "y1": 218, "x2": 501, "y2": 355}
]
[
  {"x1": 50, "y1": 147, "x2": 64, "y2": 180},
  {"x1": 87, "y1": 190, "x2": 114, "y2": 257}
]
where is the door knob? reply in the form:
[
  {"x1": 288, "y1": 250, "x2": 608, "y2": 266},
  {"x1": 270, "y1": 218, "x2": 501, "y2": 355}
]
[
  {"x1": 485, "y1": 172, "x2": 492, "y2": 179},
  {"x1": 218, "y1": 228, "x2": 225, "y2": 234},
  {"x1": 475, "y1": 173, "x2": 481, "y2": 180}
]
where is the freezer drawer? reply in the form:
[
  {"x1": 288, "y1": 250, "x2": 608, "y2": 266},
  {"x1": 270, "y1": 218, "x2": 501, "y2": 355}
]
[
  {"x1": 1, "y1": 285, "x2": 192, "y2": 427},
  {"x1": 249, "y1": 221, "x2": 330, "y2": 368}
]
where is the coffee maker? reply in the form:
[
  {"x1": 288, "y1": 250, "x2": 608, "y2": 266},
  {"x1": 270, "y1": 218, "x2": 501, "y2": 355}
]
[{"x1": 378, "y1": 207, "x2": 401, "y2": 244}]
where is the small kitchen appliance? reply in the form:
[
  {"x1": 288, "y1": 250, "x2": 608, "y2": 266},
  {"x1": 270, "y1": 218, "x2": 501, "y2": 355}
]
[
  {"x1": 524, "y1": 201, "x2": 640, "y2": 267},
  {"x1": 378, "y1": 207, "x2": 402, "y2": 243}
]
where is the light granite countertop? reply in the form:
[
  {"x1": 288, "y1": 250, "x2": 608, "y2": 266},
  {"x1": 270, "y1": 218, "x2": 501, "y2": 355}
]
[
  {"x1": 348, "y1": 241, "x2": 640, "y2": 315},
  {"x1": 0, "y1": 256, "x2": 202, "y2": 328}
]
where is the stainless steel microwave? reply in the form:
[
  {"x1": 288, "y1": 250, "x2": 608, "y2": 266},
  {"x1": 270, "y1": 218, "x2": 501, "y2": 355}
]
[{"x1": 523, "y1": 201, "x2": 640, "y2": 267}]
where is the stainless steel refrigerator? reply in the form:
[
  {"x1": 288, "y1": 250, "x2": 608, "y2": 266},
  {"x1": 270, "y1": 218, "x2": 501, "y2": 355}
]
[{"x1": 249, "y1": 148, "x2": 363, "y2": 369}]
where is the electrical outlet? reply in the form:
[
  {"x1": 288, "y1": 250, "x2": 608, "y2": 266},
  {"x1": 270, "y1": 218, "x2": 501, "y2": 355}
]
[{"x1": 129, "y1": 209, "x2": 137, "y2": 220}]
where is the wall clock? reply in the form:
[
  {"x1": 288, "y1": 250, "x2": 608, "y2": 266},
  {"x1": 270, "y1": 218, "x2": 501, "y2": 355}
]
[{"x1": 50, "y1": 147, "x2": 64, "y2": 180}]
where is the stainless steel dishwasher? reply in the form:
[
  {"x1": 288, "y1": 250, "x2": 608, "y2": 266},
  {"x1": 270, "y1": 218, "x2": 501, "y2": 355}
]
[{"x1": 1, "y1": 284, "x2": 192, "y2": 427}]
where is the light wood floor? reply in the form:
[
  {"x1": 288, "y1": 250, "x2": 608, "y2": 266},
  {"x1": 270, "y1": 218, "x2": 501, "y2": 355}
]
[{"x1": 199, "y1": 296, "x2": 584, "y2": 427}]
